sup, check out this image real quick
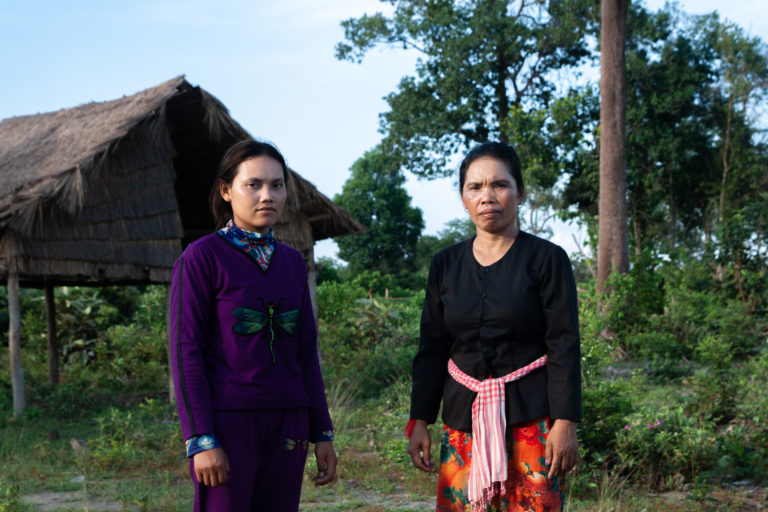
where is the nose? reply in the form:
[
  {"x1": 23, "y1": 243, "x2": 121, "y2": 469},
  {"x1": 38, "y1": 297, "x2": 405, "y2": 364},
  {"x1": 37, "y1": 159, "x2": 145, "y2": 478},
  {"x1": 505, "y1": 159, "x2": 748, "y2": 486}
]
[
  {"x1": 479, "y1": 185, "x2": 496, "y2": 203},
  {"x1": 257, "y1": 186, "x2": 275, "y2": 203}
]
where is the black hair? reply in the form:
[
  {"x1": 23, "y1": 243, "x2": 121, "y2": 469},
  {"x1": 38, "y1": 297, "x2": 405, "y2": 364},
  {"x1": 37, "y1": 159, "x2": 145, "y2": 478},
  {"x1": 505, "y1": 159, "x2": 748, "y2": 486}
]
[{"x1": 458, "y1": 142, "x2": 524, "y2": 194}]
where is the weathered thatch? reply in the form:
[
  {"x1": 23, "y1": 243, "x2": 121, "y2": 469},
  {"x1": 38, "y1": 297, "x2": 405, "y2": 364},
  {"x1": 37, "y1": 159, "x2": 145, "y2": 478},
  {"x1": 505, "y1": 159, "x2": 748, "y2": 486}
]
[{"x1": 0, "y1": 76, "x2": 363, "y2": 286}]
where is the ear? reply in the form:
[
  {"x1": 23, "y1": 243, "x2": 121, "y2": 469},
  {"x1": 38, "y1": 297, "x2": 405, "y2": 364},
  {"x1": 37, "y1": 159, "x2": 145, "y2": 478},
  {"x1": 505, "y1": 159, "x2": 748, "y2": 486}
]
[
  {"x1": 219, "y1": 181, "x2": 232, "y2": 203},
  {"x1": 518, "y1": 189, "x2": 525, "y2": 205}
]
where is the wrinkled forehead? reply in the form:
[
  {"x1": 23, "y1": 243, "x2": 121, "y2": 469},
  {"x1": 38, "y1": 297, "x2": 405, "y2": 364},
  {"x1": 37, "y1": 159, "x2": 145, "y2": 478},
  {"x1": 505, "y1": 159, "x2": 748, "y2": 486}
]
[{"x1": 464, "y1": 156, "x2": 515, "y2": 183}]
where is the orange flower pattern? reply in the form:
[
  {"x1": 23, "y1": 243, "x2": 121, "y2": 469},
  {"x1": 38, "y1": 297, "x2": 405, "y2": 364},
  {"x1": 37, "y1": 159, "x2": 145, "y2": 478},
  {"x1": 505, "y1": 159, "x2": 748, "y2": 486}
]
[{"x1": 436, "y1": 418, "x2": 564, "y2": 512}]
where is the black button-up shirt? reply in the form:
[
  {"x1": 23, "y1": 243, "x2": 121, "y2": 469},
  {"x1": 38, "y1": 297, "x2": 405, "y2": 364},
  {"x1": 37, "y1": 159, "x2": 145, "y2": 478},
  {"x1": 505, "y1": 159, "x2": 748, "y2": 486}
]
[{"x1": 410, "y1": 231, "x2": 581, "y2": 432}]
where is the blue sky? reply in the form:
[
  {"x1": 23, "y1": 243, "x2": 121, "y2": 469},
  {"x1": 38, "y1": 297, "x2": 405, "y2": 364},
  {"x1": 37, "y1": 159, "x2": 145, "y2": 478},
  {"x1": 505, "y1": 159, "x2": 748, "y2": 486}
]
[{"x1": 1, "y1": 0, "x2": 765, "y2": 260}]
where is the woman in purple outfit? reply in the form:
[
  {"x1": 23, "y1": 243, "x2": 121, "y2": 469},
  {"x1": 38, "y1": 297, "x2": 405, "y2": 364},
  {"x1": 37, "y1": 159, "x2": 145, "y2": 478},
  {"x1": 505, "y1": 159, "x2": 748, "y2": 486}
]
[{"x1": 169, "y1": 139, "x2": 337, "y2": 511}]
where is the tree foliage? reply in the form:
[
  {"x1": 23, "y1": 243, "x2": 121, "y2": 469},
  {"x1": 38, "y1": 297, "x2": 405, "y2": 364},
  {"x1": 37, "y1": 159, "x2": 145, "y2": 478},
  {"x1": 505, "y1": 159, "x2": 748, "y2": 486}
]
[
  {"x1": 336, "y1": 0, "x2": 599, "y2": 179},
  {"x1": 562, "y1": 5, "x2": 768, "y2": 272},
  {"x1": 334, "y1": 147, "x2": 425, "y2": 274}
]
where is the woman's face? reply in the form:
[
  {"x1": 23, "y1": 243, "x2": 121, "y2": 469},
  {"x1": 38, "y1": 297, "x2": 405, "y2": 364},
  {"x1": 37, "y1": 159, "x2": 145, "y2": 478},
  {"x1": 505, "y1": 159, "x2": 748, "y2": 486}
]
[
  {"x1": 461, "y1": 156, "x2": 523, "y2": 236},
  {"x1": 219, "y1": 155, "x2": 287, "y2": 234}
]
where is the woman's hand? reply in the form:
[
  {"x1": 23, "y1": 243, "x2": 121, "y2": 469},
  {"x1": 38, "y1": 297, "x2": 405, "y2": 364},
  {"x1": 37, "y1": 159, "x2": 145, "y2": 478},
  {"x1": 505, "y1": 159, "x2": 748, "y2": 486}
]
[
  {"x1": 407, "y1": 420, "x2": 434, "y2": 472},
  {"x1": 545, "y1": 419, "x2": 579, "y2": 478},
  {"x1": 313, "y1": 441, "x2": 338, "y2": 486},
  {"x1": 193, "y1": 447, "x2": 230, "y2": 487}
]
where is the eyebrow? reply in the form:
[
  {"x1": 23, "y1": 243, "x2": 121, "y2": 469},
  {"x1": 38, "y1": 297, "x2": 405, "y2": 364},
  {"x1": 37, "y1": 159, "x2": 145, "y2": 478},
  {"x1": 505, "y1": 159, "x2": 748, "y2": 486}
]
[
  {"x1": 465, "y1": 178, "x2": 512, "y2": 186},
  {"x1": 244, "y1": 177, "x2": 284, "y2": 183}
]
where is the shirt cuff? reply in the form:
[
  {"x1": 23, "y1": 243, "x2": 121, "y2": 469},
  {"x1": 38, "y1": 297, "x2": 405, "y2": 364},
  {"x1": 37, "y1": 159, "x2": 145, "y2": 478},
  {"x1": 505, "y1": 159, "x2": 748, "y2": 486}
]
[
  {"x1": 404, "y1": 419, "x2": 417, "y2": 439},
  {"x1": 311, "y1": 429, "x2": 335, "y2": 443},
  {"x1": 185, "y1": 434, "x2": 222, "y2": 458}
]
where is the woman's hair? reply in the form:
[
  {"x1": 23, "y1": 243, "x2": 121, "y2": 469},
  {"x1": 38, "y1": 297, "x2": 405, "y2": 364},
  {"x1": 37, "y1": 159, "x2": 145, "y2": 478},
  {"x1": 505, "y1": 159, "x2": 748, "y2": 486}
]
[
  {"x1": 209, "y1": 139, "x2": 289, "y2": 229},
  {"x1": 458, "y1": 142, "x2": 524, "y2": 194}
]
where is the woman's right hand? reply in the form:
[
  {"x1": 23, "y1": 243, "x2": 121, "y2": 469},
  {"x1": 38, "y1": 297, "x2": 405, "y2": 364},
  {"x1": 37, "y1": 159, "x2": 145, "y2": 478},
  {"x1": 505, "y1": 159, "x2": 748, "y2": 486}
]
[
  {"x1": 407, "y1": 420, "x2": 434, "y2": 472},
  {"x1": 193, "y1": 447, "x2": 230, "y2": 487}
]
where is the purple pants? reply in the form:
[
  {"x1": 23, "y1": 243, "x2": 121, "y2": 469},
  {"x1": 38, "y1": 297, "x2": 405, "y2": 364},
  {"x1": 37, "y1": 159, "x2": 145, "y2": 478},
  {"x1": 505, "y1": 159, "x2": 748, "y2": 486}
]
[{"x1": 191, "y1": 408, "x2": 309, "y2": 512}]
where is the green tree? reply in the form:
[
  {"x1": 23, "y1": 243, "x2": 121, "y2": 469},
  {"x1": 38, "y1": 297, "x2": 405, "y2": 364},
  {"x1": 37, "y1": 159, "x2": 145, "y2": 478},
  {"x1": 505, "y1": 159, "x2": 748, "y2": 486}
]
[
  {"x1": 335, "y1": 0, "x2": 598, "y2": 180},
  {"x1": 564, "y1": 5, "x2": 768, "y2": 263},
  {"x1": 414, "y1": 217, "x2": 476, "y2": 275},
  {"x1": 334, "y1": 147, "x2": 425, "y2": 274}
]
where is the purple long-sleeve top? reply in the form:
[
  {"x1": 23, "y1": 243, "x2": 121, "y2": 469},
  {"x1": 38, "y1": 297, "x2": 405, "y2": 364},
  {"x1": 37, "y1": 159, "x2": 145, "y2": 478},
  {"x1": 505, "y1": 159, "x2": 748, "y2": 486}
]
[{"x1": 168, "y1": 233, "x2": 333, "y2": 442}]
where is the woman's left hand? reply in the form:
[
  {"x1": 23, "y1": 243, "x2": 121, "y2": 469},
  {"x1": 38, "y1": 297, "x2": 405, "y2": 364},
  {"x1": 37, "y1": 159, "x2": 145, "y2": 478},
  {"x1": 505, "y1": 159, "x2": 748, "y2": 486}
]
[
  {"x1": 545, "y1": 419, "x2": 579, "y2": 478},
  {"x1": 313, "y1": 441, "x2": 337, "y2": 486}
]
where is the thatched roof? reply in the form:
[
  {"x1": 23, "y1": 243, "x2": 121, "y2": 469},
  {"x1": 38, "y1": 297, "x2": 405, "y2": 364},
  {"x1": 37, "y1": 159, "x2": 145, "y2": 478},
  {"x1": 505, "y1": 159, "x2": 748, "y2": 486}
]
[{"x1": 0, "y1": 76, "x2": 362, "y2": 286}]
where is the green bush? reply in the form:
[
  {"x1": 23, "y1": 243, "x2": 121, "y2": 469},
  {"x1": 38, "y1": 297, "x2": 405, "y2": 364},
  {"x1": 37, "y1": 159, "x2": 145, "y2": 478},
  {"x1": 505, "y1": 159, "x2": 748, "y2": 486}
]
[
  {"x1": 317, "y1": 281, "x2": 366, "y2": 323},
  {"x1": 89, "y1": 398, "x2": 181, "y2": 470},
  {"x1": 318, "y1": 282, "x2": 421, "y2": 399},
  {"x1": 735, "y1": 340, "x2": 768, "y2": 434},
  {"x1": 577, "y1": 284, "x2": 614, "y2": 387},
  {"x1": 579, "y1": 379, "x2": 634, "y2": 471},
  {"x1": 714, "y1": 424, "x2": 766, "y2": 483},
  {"x1": 616, "y1": 405, "x2": 718, "y2": 490},
  {"x1": 0, "y1": 476, "x2": 26, "y2": 512}
]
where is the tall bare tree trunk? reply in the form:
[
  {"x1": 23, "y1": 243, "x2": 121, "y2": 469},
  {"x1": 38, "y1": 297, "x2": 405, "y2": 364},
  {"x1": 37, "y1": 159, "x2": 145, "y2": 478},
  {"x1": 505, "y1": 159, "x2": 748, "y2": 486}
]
[
  {"x1": 45, "y1": 284, "x2": 59, "y2": 387},
  {"x1": 597, "y1": 0, "x2": 630, "y2": 294},
  {"x1": 719, "y1": 94, "x2": 734, "y2": 225},
  {"x1": 669, "y1": 171, "x2": 677, "y2": 252},
  {"x1": 8, "y1": 271, "x2": 25, "y2": 418}
]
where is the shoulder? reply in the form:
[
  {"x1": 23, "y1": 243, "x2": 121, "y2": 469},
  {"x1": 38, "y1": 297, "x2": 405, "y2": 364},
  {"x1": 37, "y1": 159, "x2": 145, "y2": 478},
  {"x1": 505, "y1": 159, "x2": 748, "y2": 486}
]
[
  {"x1": 514, "y1": 232, "x2": 574, "y2": 282},
  {"x1": 274, "y1": 241, "x2": 307, "y2": 270},
  {"x1": 180, "y1": 233, "x2": 224, "y2": 262},
  {"x1": 517, "y1": 231, "x2": 569, "y2": 260},
  {"x1": 431, "y1": 238, "x2": 472, "y2": 268},
  {"x1": 275, "y1": 240, "x2": 303, "y2": 262},
  {"x1": 173, "y1": 233, "x2": 226, "y2": 282},
  {"x1": 424, "y1": 239, "x2": 472, "y2": 286}
]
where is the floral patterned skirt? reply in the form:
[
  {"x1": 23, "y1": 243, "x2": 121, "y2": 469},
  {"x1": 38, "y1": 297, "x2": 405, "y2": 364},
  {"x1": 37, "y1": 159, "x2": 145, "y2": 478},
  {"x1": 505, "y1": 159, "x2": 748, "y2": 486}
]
[{"x1": 436, "y1": 417, "x2": 564, "y2": 512}]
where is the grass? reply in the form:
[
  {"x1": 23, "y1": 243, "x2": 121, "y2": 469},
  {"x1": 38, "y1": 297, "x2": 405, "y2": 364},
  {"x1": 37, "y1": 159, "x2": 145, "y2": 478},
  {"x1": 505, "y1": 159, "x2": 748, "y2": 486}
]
[{"x1": 1, "y1": 372, "x2": 766, "y2": 511}]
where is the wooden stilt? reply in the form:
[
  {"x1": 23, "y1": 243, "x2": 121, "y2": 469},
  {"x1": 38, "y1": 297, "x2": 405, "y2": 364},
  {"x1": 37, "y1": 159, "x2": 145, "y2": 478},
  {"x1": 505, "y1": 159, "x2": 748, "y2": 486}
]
[
  {"x1": 45, "y1": 284, "x2": 59, "y2": 386},
  {"x1": 306, "y1": 246, "x2": 319, "y2": 325},
  {"x1": 166, "y1": 286, "x2": 176, "y2": 404},
  {"x1": 8, "y1": 271, "x2": 25, "y2": 418}
]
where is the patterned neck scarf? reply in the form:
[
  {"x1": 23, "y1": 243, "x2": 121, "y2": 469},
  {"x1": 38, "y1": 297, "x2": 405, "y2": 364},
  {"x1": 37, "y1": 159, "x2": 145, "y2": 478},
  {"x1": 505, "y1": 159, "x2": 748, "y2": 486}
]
[{"x1": 217, "y1": 219, "x2": 275, "y2": 272}]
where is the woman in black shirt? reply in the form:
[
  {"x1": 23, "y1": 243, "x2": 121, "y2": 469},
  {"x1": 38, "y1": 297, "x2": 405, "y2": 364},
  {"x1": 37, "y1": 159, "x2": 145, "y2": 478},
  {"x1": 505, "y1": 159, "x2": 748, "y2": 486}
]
[{"x1": 407, "y1": 142, "x2": 581, "y2": 512}]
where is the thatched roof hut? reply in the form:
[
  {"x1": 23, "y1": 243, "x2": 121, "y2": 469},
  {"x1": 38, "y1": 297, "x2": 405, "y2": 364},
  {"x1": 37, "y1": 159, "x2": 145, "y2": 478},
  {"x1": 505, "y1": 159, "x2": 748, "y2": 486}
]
[
  {"x1": 0, "y1": 75, "x2": 361, "y2": 285},
  {"x1": 0, "y1": 76, "x2": 363, "y2": 416}
]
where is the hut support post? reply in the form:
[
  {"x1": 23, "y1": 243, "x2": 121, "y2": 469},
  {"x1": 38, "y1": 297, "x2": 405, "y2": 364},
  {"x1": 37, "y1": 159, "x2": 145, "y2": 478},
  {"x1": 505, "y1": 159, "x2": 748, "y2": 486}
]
[
  {"x1": 8, "y1": 271, "x2": 25, "y2": 418},
  {"x1": 45, "y1": 284, "x2": 59, "y2": 386},
  {"x1": 304, "y1": 246, "x2": 324, "y2": 368},
  {"x1": 166, "y1": 286, "x2": 176, "y2": 404},
  {"x1": 306, "y1": 246, "x2": 319, "y2": 325}
]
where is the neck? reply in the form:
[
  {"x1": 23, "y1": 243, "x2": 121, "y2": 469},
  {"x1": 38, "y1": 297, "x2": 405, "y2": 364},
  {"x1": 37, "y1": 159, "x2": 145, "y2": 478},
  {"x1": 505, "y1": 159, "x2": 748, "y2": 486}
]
[
  {"x1": 231, "y1": 220, "x2": 271, "y2": 237},
  {"x1": 474, "y1": 225, "x2": 519, "y2": 248}
]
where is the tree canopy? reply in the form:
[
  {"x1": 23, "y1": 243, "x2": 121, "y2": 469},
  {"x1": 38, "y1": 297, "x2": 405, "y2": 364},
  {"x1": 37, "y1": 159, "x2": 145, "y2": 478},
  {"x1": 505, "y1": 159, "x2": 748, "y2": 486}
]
[
  {"x1": 562, "y1": 7, "x2": 768, "y2": 263},
  {"x1": 336, "y1": 0, "x2": 598, "y2": 179},
  {"x1": 334, "y1": 147, "x2": 425, "y2": 275}
]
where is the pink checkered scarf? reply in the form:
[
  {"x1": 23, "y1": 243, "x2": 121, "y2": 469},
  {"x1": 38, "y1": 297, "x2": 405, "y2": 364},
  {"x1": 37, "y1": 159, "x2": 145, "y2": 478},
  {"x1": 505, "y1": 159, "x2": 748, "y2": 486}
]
[{"x1": 447, "y1": 355, "x2": 548, "y2": 512}]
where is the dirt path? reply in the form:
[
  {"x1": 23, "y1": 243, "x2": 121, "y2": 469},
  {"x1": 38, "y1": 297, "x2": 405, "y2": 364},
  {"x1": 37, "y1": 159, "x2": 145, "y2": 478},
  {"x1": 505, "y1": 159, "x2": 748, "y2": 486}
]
[
  {"x1": 20, "y1": 488, "x2": 434, "y2": 512},
  {"x1": 21, "y1": 491, "x2": 125, "y2": 511},
  {"x1": 299, "y1": 488, "x2": 434, "y2": 511}
]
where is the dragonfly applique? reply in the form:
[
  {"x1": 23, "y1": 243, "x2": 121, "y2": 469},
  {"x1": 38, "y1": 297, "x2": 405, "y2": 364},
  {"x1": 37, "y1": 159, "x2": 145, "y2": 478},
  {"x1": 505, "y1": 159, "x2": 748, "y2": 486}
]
[{"x1": 232, "y1": 300, "x2": 300, "y2": 363}]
